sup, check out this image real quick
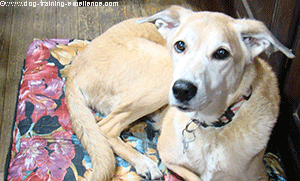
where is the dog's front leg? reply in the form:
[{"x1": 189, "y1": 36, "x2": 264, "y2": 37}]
[
  {"x1": 99, "y1": 109, "x2": 163, "y2": 180},
  {"x1": 164, "y1": 162, "x2": 202, "y2": 181}
]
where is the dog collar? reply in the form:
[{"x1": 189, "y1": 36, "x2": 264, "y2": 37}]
[
  {"x1": 181, "y1": 87, "x2": 252, "y2": 154},
  {"x1": 199, "y1": 87, "x2": 252, "y2": 128}
]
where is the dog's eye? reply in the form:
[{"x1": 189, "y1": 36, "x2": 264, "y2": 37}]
[
  {"x1": 174, "y1": 41, "x2": 186, "y2": 53},
  {"x1": 213, "y1": 48, "x2": 230, "y2": 60}
]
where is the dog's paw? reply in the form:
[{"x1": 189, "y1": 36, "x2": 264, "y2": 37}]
[{"x1": 134, "y1": 156, "x2": 163, "y2": 180}]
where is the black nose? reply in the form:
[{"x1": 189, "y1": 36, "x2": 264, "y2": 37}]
[{"x1": 172, "y1": 80, "x2": 197, "y2": 102}]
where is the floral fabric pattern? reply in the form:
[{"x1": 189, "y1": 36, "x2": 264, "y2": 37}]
[{"x1": 6, "y1": 39, "x2": 285, "y2": 181}]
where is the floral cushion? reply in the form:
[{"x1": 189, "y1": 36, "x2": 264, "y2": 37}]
[
  {"x1": 5, "y1": 39, "x2": 182, "y2": 181},
  {"x1": 5, "y1": 39, "x2": 286, "y2": 181}
]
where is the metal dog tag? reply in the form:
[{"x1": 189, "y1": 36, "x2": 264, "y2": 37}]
[
  {"x1": 182, "y1": 137, "x2": 189, "y2": 154},
  {"x1": 182, "y1": 131, "x2": 196, "y2": 154},
  {"x1": 182, "y1": 129, "x2": 196, "y2": 154},
  {"x1": 182, "y1": 119, "x2": 199, "y2": 154}
]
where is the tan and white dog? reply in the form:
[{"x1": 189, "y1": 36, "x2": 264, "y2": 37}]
[{"x1": 64, "y1": 6, "x2": 295, "y2": 181}]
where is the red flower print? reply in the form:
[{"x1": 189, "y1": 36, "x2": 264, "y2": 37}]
[
  {"x1": 26, "y1": 39, "x2": 69, "y2": 58},
  {"x1": 164, "y1": 174, "x2": 185, "y2": 181},
  {"x1": 35, "y1": 131, "x2": 75, "y2": 181},
  {"x1": 37, "y1": 153, "x2": 70, "y2": 181},
  {"x1": 54, "y1": 97, "x2": 72, "y2": 131},
  {"x1": 16, "y1": 91, "x2": 57, "y2": 124},
  {"x1": 11, "y1": 127, "x2": 19, "y2": 153},
  {"x1": 24, "y1": 78, "x2": 64, "y2": 100},
  {"x1": 8, "y1": 136, "x2": 48, "y2": 181},
  {"x1": 25, "y1": 44, "x2": 50, "y2": 68},
  {"x1": 49, "y1": 131, "x2": 75, "y2": 159},
  {"x1": 22, "y1": 60, "x2": 59, "y2": 87},
  {"x1": 17, "y1": 60, "x2": 64, "y2": 124},
  {"x1": 24, "y1": 171, "x2": 50, "y2": 181}
]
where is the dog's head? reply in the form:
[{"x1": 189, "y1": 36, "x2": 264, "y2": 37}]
[{"x1": 138, "y1": 6, "x2": 295, "y2": 116}]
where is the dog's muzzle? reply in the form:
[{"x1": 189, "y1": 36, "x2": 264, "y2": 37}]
[{"x1": 172, "y1": 80, "x2": 198, "y2": 103}]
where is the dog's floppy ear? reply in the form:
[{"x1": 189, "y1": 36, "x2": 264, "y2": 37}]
[
  {"x1": 234, "y1": 19, "x2": 295, "y2": 59},
  {"x1": 137, "y1": 6, "x2": 193, "y2": 40}
]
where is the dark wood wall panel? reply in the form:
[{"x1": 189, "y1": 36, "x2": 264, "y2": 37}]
[
  {"x1": 280, "y1": 18, "x2": 300, "y2": 179},
  {"x1": 269, "y1": 0, "x2": 299, "y2": 83},
  {"x1": 236, "y1": 0, "x2": 276, "y2": 27}
]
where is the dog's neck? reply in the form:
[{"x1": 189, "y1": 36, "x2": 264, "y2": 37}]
[{"x1": 190, "y1": 62, "x2": 257, "y2": 128}]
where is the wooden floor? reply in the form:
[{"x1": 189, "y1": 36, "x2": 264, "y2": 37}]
[{"x1": 0, "y1": 0, "x2": 207, "y2": 178}]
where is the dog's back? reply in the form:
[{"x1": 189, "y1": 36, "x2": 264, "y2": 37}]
[{"x1": 65, "y1": 18, "x2": 172, "y2": 180}]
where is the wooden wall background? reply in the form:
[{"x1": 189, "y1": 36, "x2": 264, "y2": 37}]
[{"x1": 1, "y1": 0, "x2": 299, "y2": 179}]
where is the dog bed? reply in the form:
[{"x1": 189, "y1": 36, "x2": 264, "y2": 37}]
[{"x1": 5, "y1": 39, "x2": 286, "y2": 181}]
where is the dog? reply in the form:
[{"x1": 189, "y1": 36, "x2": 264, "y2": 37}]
[{"x1": 64, "y1": 6, "x2": 295, "y2": 181}]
